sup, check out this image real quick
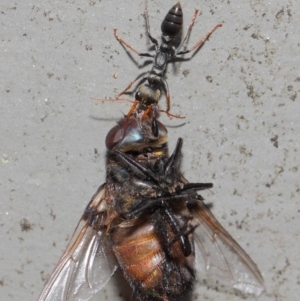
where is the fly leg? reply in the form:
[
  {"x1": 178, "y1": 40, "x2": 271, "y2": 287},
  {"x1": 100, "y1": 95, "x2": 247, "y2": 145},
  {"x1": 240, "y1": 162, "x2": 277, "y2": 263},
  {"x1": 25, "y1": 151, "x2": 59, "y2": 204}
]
[
  {"x1": 167, "y1": 222, "x2": 198, "y2": 253},
  {"x1": 115, "y1": 139, "x2": 213, "y2": 192},
  {"x1": 163, "y1": 208, "x2": 193, "y2": 257}
]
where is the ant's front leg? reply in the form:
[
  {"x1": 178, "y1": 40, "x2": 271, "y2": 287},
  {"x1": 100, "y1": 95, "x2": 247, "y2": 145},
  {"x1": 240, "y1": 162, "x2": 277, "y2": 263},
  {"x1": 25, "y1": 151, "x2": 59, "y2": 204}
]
[
  {"x1": 125, "y1": 101, "x2": 139, "y2": 118},
  {"x1": 116, "y1": 71, "x2": 149, "y2": 99}
]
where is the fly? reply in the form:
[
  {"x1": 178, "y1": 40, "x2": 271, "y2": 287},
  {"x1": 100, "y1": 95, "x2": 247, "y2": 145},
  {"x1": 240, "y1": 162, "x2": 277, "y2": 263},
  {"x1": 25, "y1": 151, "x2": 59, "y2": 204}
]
[{"x1": 37, "y1": 110, "x2": 265, "y2": 301}]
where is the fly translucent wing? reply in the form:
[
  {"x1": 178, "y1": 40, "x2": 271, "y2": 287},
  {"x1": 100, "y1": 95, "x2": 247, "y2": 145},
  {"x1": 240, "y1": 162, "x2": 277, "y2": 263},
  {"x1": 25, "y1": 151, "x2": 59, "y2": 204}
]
[
  {"x1": 191, "y1": 201, "x2": 265, "y2": 296},
  {"x1": 38, "y1": 184, "x2": 118, "y2": 301}
]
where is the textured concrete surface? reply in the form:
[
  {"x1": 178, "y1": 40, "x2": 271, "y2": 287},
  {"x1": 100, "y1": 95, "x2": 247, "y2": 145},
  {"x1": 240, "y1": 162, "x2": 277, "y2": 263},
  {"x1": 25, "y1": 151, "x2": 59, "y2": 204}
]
[{"x1": 1, "y1": 0, "x2": 299, "y2": 300}]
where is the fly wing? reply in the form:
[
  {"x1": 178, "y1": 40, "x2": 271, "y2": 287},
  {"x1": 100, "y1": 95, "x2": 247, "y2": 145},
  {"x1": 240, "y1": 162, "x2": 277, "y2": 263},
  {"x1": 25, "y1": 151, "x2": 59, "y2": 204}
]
[
  {"x1": 38, "y1": 184, "x2": 118, "y2": 301},
  {"x1": 191, "y1": 201, "x2": 265, "y2": 297}
]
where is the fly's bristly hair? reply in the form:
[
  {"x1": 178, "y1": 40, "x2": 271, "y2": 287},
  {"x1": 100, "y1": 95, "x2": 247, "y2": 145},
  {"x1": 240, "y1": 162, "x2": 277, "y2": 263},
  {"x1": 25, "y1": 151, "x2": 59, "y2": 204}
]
[{"x1": 105, "y1": 114, "x2": 213, "y2": 301}]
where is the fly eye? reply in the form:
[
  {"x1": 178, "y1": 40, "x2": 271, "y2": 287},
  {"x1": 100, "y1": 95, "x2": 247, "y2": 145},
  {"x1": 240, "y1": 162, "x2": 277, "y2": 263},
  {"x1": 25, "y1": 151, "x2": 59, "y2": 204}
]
[
  {"x1": 135, "y1": 91, "x2": 142, "y2": 101},
  {"x1": 105, "y1": 118, "x2": 139, "y2": 150},
  {"x1": 105, "y1": 125, "x2": 125, "y2": 150}
]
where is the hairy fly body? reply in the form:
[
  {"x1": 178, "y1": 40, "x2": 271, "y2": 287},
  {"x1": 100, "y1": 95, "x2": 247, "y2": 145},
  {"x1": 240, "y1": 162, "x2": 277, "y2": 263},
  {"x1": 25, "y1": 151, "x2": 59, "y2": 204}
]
[{"x1": 37, "y1": 112, "x2": 265, "y2": 301}]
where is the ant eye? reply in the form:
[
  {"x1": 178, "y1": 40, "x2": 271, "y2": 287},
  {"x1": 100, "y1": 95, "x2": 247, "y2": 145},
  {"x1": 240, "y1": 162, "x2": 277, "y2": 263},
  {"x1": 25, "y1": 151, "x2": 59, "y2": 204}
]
[{"x1": 135, "y1": 91, "x2": 141, "y2": 101}]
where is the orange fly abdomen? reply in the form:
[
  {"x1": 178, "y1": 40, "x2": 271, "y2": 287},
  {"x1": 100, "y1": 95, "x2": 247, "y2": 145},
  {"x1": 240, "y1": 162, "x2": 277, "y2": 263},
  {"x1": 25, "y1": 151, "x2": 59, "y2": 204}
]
[{"x1": 112, "y1": 220, "x2": 164, "y2": 289}]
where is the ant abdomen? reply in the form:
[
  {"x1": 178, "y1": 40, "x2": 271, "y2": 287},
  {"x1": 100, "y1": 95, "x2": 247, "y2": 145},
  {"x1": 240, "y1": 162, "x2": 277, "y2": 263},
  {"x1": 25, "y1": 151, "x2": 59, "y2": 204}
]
[{"x1": 161, "y1": 2, "x2": 183, "y2": 38}]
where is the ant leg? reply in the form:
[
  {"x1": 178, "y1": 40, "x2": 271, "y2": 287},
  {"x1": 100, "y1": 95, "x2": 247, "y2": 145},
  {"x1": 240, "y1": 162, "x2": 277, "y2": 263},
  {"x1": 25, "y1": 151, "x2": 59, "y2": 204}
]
[
  {"x1": 160, "y1": 78, "x2": 185, "y2": 119},
  {"x1": 166, "y1": 92, "x2": 171, "y2": 113},
  {"x1": 126, "y1": 101, "x2": 138, "y2": 118},
  {"x1": 90, "y1": 96, "x2": 135, "y2": 104},
  {"x1": 144, "y1": 6, "x2": 158, "y2": 46},
  {"x1": 177, "y1": 23, "x2": 223, "y2": 55},
  {"x1": 114, "y1": 29, "x2": 154, "y2": 58},
  {"x1": 176, "y1": 9, "x2": 199, "y2": 54},
  {"x1": 159, "y1": 109, "x2": 185, "y2": 119},
  {"x1": 161, "y1": 78, "x2": 171, "y2": 113},
  {"x1": 116, "y1": 72, "x2": 148, "y2": 99},
  {"x1": 114, "y1": 29, "x2": 140, "y2": 55},
  {"x1": 141, "y1": 106, "x2": 152, "y2": 120}
]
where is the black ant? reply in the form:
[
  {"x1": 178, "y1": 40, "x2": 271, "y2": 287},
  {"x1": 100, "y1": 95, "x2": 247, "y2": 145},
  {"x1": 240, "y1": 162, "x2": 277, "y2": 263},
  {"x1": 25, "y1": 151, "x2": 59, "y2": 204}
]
[{"x1": 114, "y1": 2, "x2": 222, "y2": 118}]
